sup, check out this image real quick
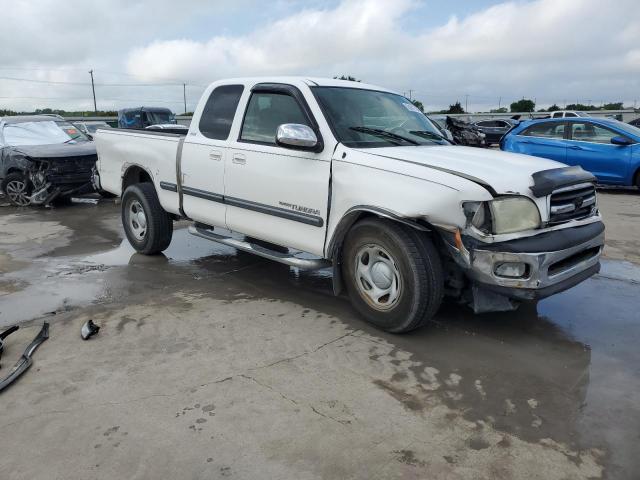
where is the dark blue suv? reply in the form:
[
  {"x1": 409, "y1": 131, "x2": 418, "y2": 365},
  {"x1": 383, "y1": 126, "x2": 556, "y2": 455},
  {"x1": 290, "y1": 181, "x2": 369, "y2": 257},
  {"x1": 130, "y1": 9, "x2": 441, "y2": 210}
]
[{"x1": 501, "y1": 117, "x2": 640, "y2": 187}]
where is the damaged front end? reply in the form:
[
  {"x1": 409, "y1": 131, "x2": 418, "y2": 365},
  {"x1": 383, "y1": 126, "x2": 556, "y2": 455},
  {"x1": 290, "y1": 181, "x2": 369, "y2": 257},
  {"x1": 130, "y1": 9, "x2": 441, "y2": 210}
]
[
  {"x1": 1, "y1": 144, "x2": 97, "y2": 206},
  {"x1": 437, "y1": 166, "x2": 605, "y2": 313}
]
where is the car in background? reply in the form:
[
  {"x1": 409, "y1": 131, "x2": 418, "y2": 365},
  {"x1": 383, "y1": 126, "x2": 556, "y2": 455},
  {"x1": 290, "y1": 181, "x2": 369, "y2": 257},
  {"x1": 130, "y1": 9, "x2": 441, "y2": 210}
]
[
  {"x1": 629, "y1": 117, "x2": 640, "y2": 128},
  {"x1": 445, "y1": 116, "x2": 487, "y2": 147},
  {"x1": 73, "y1": 121, "x2": 112, "y2": 139},
  {"x1": 549, "y1": 111, "x2": 590, "y2": 118},
  {"x1": 0, "y1": 115, "x2": 98, "y2": 206},
  {"x1": 500, "y1": 117, "x2": 640, "y2": 187},
  {"x1": 425, "y1": 115, "x2": 454, "y2": 142},
  {"x1": 473, "y1": 118, "x2": 518, "y2": 145}
]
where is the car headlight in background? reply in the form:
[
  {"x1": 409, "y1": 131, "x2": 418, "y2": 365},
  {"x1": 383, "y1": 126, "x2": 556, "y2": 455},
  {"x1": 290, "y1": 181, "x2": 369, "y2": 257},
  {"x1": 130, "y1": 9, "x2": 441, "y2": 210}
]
[{"x1": 463, "y1": 197, "x2": 541, "y2": 235}]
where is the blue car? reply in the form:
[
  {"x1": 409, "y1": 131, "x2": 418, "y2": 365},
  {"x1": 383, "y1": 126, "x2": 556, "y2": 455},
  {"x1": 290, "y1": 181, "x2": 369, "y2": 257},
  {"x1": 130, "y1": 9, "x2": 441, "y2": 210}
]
[{"x1": 500, "y1": 117, "x2": 640, "y2": 187}]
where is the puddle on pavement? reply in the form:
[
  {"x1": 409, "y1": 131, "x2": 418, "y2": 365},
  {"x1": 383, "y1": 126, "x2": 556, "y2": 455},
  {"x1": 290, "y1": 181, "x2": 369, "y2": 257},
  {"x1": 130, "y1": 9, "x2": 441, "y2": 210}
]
[{"x1": 1, "y1": 201, "x2": 639, "y2": 477}]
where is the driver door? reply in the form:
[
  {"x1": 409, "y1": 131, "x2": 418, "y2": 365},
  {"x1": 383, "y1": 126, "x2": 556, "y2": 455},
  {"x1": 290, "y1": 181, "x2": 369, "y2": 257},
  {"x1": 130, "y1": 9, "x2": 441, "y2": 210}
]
[{"x1": 225, "y1": 85, "x2": 331, "y2": 256}]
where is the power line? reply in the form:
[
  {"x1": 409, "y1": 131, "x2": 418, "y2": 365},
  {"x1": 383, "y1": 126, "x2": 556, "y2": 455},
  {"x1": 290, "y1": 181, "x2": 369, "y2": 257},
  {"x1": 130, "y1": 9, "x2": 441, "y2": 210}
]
[{"x1": 0, "y1": 75, "x2": 197, "y2": 87}]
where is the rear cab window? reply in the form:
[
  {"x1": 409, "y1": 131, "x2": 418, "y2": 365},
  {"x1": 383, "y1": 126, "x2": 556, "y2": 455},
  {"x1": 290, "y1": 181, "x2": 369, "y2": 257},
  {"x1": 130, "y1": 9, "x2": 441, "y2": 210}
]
[{"x1": 199, "y1": 85, "x2": 245, "y2": 140}]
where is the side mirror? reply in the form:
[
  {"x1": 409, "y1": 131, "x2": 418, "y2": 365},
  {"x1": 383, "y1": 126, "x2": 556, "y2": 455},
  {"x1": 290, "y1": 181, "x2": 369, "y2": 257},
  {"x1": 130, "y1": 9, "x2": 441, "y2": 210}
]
[
  {"x1": 611, "y1": 136, "x2": 632, "y2": 146},
  {"x1": 276, "y1": 124, "x2": 318, "y2": 151}
]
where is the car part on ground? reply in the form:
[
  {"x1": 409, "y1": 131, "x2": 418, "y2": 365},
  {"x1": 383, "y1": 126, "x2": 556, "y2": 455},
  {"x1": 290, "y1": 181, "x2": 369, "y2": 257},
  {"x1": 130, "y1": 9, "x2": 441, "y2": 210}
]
[
  {"x1": 445, "y1": 116, "x2": 487, "y2": 147},
  {"x1": 0, "y1": 325, "x2": 20, "y2": 367},
  {"x1": 0, "y1": 322, "x2": 49, "y2": 393},
  {"x1": 80, "y1": 320, "x2": 100, "y2": 340}
]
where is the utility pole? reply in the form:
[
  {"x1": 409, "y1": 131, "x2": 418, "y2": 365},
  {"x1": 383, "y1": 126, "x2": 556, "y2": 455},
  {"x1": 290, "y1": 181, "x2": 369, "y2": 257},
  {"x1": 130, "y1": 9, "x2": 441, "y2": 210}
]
[
  {"x1": 408, "y1": 89, "x2": 413, "y2": 100},
  {"x1": 465, "y1": 94, "x2": 469, "y2": 113},
  {"x1": 498, "y1": 96, "x2": 501, "y2": 110},
  {"x1": 88, "y1": 69, "x2": 97, "y2": 114},
  {"x1": 183, "y1": 83, "x2": 187, "y2": 114}
]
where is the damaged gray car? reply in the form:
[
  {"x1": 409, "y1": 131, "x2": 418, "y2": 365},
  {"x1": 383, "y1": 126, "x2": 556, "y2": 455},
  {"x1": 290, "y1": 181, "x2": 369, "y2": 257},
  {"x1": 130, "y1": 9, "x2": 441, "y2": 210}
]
[{"x1": 0, "y1": 115, "x2": 98, "y2": 206}]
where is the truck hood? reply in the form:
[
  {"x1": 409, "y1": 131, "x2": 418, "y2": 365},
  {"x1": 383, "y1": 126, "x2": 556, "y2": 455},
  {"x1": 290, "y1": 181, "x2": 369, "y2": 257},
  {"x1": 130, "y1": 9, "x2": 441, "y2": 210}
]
[{"x1": 356, "y1": 145, "x2": 565, "y2": 196}]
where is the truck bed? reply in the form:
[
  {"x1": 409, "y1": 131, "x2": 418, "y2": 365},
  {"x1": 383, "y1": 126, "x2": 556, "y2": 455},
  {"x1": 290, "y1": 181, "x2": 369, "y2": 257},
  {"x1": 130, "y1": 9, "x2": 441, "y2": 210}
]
[{"x1": 95, "y1": 128, "x2": 183, "y2": 215}]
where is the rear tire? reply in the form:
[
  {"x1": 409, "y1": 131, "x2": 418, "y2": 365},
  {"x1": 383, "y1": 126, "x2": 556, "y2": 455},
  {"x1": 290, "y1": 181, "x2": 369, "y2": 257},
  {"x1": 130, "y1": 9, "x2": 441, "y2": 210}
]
[
  {"x1": 122, "y1": 183, "x2": 173, "y2": 254},
  {"x1": 342, "y1": 218, "x2": 444, "y2": 333},
  {"x1": 1, "y1": 172, "x2": 32, "y2": 207}
]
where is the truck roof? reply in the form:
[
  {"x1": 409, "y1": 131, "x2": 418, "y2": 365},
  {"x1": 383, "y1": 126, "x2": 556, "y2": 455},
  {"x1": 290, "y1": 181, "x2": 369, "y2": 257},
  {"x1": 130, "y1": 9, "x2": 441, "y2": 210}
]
[{"x1": 207, "y1": 76, "x2": 399, "y2": 95}]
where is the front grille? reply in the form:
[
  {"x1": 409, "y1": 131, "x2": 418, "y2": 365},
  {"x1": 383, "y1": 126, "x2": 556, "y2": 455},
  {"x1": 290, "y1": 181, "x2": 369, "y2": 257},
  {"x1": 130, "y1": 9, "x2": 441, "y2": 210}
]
[{"x1": 549, "y1": 183, "x2": 596, "y2": 224}]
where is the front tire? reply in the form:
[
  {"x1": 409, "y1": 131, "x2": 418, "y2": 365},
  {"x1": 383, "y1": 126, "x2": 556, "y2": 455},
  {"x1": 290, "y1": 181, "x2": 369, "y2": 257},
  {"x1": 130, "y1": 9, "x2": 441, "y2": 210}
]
[
  {"x1": 342, "y1": 218, "x2": 444, "y2": 333},
  {"x1": 122, "y1": 183, "x2": 173, "y2": 254},
  {"x1": 1, "y1": 172, "x2": 32, "y2": 207}
]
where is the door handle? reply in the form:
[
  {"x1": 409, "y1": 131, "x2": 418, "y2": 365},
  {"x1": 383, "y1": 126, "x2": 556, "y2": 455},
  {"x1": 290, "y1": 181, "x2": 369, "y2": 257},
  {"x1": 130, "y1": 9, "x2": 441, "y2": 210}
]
[
  {"x1": 232, "y1": 154, "x2": 246, "y2": 165},
  {"x1": 569, "y1": 145, "x2": 583, "y2": 150},
  {"x1": 209, "y1": 150, "x2": 222, "y2": 161}
]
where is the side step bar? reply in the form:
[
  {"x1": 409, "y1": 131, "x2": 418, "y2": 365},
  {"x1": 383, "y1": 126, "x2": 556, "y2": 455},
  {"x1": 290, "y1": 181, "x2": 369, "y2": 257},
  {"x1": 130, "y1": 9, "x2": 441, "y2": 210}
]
[{"x1": 188, "y1": 225, "x2": 331, "y2": 271}]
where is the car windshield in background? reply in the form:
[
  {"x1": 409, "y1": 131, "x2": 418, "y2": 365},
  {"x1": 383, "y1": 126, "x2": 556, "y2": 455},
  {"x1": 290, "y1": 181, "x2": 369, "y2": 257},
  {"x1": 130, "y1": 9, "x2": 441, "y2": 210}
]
[
  {"x1": 606, "y1": 120, "x2": 640, "y2": 138},
  {"x1": 313, "y1": 87, "x2": 448, "y2": 148},
  {"x1": 145, "y1": 111, "x2": 175, "y2": 125},
  {"x1": 2, "y1": 121, "x2": 89, "y2": 146},
  {"x1": 86, "y1": 123, "x2": 111, "y2": 133}
]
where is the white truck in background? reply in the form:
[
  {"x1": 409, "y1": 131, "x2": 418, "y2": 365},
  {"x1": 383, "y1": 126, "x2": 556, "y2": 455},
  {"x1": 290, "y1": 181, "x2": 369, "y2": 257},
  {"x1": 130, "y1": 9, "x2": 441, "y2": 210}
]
[{"x1": 94, "y1": 77, "x2": 604, "y2": 332}]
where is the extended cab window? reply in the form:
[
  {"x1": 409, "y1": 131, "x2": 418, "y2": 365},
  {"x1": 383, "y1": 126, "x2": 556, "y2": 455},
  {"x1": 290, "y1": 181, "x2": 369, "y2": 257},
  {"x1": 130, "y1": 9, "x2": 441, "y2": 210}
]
[
  {"x1": 240, "y1": 92, "x2": 309, "y2": 144},
  {"x1": 521, "y1": 122, "x2": 565, "y2": 139},
  {"x1": 570, "y1": 122, "x2": 621, "y2": 144},
  {"x1": 199, "y1": 85, "x2": 244, "y2": 140}
]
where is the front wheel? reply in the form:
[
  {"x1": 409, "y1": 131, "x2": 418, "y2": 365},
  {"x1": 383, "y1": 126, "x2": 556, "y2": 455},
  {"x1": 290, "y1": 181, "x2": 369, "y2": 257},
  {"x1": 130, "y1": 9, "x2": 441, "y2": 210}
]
[
  {"x1": 1, "y1": 172, "x2": 33, "y2": 207},
  {"x1": 121, "y1": 183, "x2": 173, "y2": 254},
  {"x1": 342, "y1": 218, "x2": 444, "y2": 333}
]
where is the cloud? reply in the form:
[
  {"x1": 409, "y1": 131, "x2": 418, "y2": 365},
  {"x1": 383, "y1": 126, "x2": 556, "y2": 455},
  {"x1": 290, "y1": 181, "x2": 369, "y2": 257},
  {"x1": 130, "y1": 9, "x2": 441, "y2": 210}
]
[
  {"x1": 1, "y1": 0, "x2": 638, "y2": 112},
  {"x1": 125, "y1": 0, "x2": 640, "y2": 111}
]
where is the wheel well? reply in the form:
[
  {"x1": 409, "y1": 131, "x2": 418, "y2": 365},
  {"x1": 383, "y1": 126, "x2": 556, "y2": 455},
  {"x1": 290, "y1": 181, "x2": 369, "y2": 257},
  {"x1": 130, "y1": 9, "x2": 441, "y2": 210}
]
[
  {"x1": 122, "y1": 166, "x2": 152, "y2": 191},
  {"x1": 6, "y1": 167, "x2": 24, "y2": 175},
  {"x1": 634, "y1": 167, "x2": 640, "y2": 187},
  {"x1": 328, "y1": 210, "x2": 440, "y2": 296}
]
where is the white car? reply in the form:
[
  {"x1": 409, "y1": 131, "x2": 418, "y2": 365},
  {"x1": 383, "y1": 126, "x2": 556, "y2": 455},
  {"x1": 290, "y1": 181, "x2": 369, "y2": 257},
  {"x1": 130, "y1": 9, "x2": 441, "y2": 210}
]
[
  {"x1": 94, "y1": 77, "x2": 604, "y2": 332},
  {"x1": 549, "y1": 111, "x2": 590, "y2": 118}
]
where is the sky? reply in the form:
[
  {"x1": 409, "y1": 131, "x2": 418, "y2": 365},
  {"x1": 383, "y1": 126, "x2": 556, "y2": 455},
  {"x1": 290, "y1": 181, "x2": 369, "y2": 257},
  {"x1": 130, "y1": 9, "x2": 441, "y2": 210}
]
[{"x1": 0, "y1": 0, "x2": 638, "y2": 113}]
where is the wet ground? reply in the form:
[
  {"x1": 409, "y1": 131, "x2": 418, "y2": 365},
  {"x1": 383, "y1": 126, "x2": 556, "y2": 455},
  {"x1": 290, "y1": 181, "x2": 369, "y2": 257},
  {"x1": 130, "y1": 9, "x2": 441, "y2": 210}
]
[{"x1": 0, "y1": 193, "x2": 639, "y2": 479}]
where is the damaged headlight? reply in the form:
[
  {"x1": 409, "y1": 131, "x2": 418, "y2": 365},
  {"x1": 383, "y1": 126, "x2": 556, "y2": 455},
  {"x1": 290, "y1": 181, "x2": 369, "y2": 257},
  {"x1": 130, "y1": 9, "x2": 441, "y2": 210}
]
[{"x1": 463, "y1": 197, "x2": 541, "y2": 234}]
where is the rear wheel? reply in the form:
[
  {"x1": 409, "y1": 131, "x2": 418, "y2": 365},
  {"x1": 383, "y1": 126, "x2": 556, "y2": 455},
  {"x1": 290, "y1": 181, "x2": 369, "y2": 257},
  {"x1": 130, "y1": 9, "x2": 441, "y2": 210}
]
[
  {"x1": 1, "y1": 172, "x2": 32, "y2": 207},
  {"x1": 342, "y1": 218, "x2": 444, "y2": 333},
  {"x1": 122, "y1": 183, "x2": 173, "y2": 254}
]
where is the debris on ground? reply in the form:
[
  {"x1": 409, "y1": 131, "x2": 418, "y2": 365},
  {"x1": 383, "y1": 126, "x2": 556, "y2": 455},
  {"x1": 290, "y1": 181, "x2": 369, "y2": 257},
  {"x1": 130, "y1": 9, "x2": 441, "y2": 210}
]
[
  {"x1": 0, "y1": 325, "x2": 20, "y2": 367},
  {"x1": 0, "y1": 322, "x2": 49, "y2": 393},
  {"x1": 80, "y1": 319, "x2": 100, "y2": 340}
]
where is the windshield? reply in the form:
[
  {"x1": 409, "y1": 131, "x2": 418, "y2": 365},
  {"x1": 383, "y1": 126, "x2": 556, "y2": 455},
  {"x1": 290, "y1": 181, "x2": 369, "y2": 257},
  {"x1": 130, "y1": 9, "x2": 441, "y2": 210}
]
[
  {"x1": 86, "y1": 122, "x2": 111, "y2": 133},
  {"x1": 607, "y1": 120, "x2": 640, "y2": 138},
  {"x1": 2, "y1": 121, "x2": 89, "y2": 146},
  {"x1": 144, "y1": 111, "x2": 175, "y2": 125},
  {"x1": 313, "y1": 87, "x2": 448, "y2": 148}
]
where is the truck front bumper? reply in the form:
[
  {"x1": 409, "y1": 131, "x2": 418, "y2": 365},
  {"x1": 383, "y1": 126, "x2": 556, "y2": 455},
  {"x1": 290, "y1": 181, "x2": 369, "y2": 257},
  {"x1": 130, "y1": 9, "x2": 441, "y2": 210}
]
[{"x1": 458, "y1": 221, "x2": 604, "y2": 301}]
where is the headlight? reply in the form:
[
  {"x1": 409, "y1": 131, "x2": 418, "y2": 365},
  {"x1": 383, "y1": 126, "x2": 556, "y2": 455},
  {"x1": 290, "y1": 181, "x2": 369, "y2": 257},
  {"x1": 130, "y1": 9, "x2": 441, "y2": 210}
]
[{"x1": 464, "y1": 197, "x2": 541, "y2": 234}]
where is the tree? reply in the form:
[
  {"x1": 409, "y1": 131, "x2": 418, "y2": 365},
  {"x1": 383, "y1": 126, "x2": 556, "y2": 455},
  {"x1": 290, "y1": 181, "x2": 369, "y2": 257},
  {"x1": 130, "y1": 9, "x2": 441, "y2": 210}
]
[
  {"x1": 603, "y1": 102, "x2": 623, "y2": 110},
  {"x1": 510, "y1": 99, "x2": 535, "y2": 112},
  {"x1": 411, "y1": 99, "x2": 424, "y2": 112},
  {"x1": 545, "y1": 104, "x2": 561, "y2": 112},
  {"x1": 490, "y1": 107, "x2": 507, "y2": 113},
  {"x1": 334, "y1": 75, "x2": 360, "y2": 82},
  {"x1": 447, "y1": 101, "x2": 465, "y2": 114}
]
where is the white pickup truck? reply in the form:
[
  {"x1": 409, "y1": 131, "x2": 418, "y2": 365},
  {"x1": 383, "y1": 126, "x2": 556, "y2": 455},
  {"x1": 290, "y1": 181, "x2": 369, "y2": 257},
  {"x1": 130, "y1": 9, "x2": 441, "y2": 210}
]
[{"x1": 94, "y1": 77, "x2": 604, "y2": 332}]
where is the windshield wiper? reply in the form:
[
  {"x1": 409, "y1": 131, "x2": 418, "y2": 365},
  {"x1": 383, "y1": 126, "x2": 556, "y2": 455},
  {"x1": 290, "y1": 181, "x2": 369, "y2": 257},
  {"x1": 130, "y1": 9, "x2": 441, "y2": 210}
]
[
  {"x1": 349, "y1": 126, "x2": 419, "y2": 146},
  {"x1": 409, "y1": 130, "x2": 451, "y2": 144},
  {"x1": 64, "y1": 135, "x2": 82, "y2": 143}
]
